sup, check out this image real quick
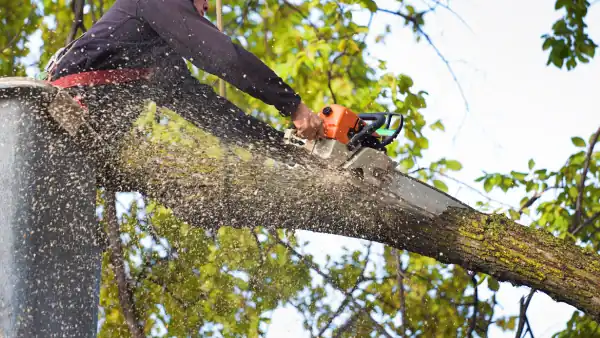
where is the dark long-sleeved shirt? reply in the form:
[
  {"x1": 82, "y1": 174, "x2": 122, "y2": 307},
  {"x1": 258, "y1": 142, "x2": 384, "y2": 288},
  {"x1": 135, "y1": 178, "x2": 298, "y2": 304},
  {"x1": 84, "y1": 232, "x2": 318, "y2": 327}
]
[{"x1": 51, "y1": 0, "x2": 301, "y2": 116}]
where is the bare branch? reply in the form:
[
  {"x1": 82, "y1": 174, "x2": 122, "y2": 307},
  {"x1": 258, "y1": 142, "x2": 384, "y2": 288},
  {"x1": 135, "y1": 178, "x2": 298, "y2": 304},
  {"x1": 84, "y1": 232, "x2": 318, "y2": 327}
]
[
  {"x1": 466, "y1": 273, "x2": 478, "y2": 337},
  {"x1": 515, "y1": 288, "x2": 536, "y2": 338},
  {"x1": 573, "y1": 211, "x2": 600, "y2": 236},
  {"x1": 66, "y1": 0, "x2": 87, "y2": 44},
  {"x1": 377, "y1": 7, "x2": 469, "y2": 115},
  {"x1": 393, "y1": 249, "x2": 409, "y2": 336},
  {"x1": 105, "y1": 190, "x2": 145, "y2": 338},
  {"x1": 483, "y1": 295, "x2": 497, "y2": 335},
  {"x1": 571, "y1": 126, "x2": 600, "y2": 232},
  {"x1": 423, "y1": 0, "x2": 473, "y2": 33},
  {"x1": 523, "y1": 315, "x2": 535, "y2": 338}
]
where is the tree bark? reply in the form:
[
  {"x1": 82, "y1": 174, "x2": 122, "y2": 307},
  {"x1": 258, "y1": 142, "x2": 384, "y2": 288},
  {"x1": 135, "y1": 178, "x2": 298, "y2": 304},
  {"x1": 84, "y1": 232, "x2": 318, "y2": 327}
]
[
  {"x1": 2, "y1": 78, "x2": 599, "y2": 323},
  {"x1": 108, "y1": 110, "x2": 600, "y2": 322}
]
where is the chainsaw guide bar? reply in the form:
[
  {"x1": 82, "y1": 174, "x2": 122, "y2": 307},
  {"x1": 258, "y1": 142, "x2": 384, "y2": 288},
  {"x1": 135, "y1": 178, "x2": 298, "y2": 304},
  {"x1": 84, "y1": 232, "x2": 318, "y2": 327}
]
[{"x1": 284, "y1": 104, "x2": 470, "y2": 216}]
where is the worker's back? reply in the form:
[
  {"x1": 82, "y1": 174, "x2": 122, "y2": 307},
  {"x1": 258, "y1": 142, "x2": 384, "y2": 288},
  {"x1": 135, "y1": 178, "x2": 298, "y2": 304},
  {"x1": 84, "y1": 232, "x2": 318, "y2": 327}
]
[{"x1": 50, "y1": 0, "x2": 181, "y2": 82}]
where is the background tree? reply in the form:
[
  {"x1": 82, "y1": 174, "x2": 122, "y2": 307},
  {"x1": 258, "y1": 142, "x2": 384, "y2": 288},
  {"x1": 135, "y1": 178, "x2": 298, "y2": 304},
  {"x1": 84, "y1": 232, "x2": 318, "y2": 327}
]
[{"x1": 0, "y1": 0, "x2": 598, "y2": 336}]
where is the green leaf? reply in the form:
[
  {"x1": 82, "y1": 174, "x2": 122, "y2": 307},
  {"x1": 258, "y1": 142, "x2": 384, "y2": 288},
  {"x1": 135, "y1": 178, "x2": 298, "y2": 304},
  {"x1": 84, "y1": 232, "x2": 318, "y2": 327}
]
[
  {"x1": 359, "y1": 0, "x2": 378, "y2": 12},
  {"x1": 488, "y1": 277, "x2": 500, "y2": 291},
  {"x1": 433, "y1": 179, "x2": 449, "y2": 192},
  {"x1": 445, "y1": 160, "x2": 462, "y2": 171},
  {"x1": 508, "y1": 209, "x2": 521, "y2": 220},
  {"x1": 528, "y1": 159, "x2": 535, "y2": 170},
  {"x1": 483, "y1": 178, "x2": 494, "y2": 193},
  {"x1": 430, "y1": 119, "x2": 445, "y2": 131},
  {"x1": 571, "y1": 136, "x2": 586, "y2": 147},
  {"x1": 510, "y1": 171, "x2": 527, "y2": 181}
]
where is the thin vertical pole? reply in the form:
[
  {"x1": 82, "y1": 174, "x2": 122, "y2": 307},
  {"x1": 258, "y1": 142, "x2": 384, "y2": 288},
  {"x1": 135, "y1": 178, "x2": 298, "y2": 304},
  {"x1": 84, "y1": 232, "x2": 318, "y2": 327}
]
[{"x1": 216, "y1": 0, "x2": 226, "y2": 98}]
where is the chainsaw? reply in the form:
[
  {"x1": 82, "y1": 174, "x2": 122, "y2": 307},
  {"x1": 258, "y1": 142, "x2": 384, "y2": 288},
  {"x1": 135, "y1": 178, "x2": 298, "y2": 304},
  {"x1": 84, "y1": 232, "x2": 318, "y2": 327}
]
[{"x1": 284, "y1": 104, "x2": 470, "y2": 216}]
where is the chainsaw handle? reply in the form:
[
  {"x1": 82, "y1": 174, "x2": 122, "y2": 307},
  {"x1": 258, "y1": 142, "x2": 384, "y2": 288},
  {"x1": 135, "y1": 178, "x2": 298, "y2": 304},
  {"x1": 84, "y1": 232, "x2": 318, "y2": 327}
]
[
  {"x1": 347, "y1": 113, "x2": 386, "y2": 150},
  {"x1": 359, "y1": 112, "x2": 404, "y2": 149}
]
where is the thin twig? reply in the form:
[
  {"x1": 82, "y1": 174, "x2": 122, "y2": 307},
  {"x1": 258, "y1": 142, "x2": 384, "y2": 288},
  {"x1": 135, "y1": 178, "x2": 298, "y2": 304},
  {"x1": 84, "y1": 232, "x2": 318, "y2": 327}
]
[
  {"x1": 377, "y1": 8, "x2": 469, "y2": 115},
  {"x1": 523, "y1": 315, "x2": 535, "y2": 338},
  {"x1": 66, "y1": 0, "x2": 87, "y2": 44},
  {"x1": 484, "y1": 295, "x2": 497, "y2": 335},
  {"x1": 331, "y1": 309, "x2": 364, "y2": 338},
  {"x1": 365, "y1": 309, "x2": 394, "y2": 338},
  {"x1": 0, "y1": 29, "x2": 23, "y2": 53},
  {"x1": 317, "y1": 243, "x2": 372, "y2": 336},
  {"x1": 571, "y1": 126, "x2": 600, "y2": 232},
  {"x1": 466, "y1": 273, "x2": 478, "y2": 337},
  {"x1": 269, "y1": 230, "x2": 399, "y2": 311},
  {"x1": 515, "y1": 288, "x2": 535, "y2": 338},
  {"x1": 393, "y1": 249, "x2": 409, "y2": 336},
  {"x1": 573, "y1": 211, "x2": 600, "y2": 235},
  {"x1": 105, "y1": 190, "x2": 145, "y2": 338},
  {"x1": 281, "y1": 0, "x2": 321, "y2": 37},
  {"x1": 425, "y1": 0, "x2": 473, "y2": 32}
]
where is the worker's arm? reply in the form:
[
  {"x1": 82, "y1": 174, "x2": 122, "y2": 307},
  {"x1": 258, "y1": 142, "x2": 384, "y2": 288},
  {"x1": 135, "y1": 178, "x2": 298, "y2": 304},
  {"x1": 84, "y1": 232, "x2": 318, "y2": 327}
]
[{"x1": 137, "y1": 0, "x2": 301, "y2": 117}]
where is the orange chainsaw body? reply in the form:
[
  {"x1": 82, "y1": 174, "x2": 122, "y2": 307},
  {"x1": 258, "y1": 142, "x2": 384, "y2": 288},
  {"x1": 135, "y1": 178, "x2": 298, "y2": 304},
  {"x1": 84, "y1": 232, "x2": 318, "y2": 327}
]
[{"x1": 318, "y1": 104, "x2": 365, "y2": 145}]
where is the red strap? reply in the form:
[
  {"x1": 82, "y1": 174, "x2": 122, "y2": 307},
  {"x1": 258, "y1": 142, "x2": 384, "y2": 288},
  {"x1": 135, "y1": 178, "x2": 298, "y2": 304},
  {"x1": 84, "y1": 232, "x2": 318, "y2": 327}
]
[{"x1": 50, "y1": 68, "x2": 154, "y2": 88}]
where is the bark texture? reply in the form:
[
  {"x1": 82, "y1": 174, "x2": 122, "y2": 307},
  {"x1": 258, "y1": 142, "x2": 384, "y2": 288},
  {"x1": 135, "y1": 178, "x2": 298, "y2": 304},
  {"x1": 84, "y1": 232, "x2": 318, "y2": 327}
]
[
  {"x1": 109, "y1": 108, "x2": 600, "y2": 322},
  {"x1": 2, "y1": 78, "x2": 599, "y2": 322}
]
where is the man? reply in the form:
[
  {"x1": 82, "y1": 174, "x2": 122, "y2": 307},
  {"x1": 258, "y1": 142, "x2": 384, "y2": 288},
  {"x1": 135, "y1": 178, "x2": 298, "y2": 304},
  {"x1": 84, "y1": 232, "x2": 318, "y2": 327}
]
[{"x1": 47, "y1": 0, "x2": 325, "y2": 154}]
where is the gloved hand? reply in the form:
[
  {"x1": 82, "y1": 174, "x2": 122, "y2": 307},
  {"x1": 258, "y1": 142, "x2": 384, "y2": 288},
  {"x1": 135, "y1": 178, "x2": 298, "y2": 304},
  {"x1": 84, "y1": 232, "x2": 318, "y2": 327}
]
[{"x1": 292, "y1": 102, "x2": 325, "y2": 140}]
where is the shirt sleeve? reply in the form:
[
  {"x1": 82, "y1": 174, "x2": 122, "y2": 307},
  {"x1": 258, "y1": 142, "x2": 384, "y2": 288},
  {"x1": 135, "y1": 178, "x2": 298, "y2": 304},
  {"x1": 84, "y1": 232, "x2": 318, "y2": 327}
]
[{"x1": 137, "y1": 0, "x2": 301, "y2": 116}]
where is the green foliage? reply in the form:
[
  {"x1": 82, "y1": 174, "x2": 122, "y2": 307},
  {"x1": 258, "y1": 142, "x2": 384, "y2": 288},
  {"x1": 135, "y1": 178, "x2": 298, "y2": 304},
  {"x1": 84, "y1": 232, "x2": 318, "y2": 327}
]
[
  {"x1": 553, "y1": 311, "x2": 600, "y2": 337},
  {"x1": 0, "y1": 0, "x2": 41, "y2": 76},
  {"x1": 475, "y1": 128, "x2": 600, "y2": 336},
  {"x1": 542, "y1": 0, "x2": 597, "y2": 70},
  {"x1": 2, "y1": 0, "x2": 599, "y2": 337}
]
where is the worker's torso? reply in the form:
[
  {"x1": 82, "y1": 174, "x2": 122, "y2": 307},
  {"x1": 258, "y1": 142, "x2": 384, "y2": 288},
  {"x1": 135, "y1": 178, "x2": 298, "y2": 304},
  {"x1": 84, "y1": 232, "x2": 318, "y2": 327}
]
[{"x1": 51, "y1": 0, "x2": 187, "y2": 82}]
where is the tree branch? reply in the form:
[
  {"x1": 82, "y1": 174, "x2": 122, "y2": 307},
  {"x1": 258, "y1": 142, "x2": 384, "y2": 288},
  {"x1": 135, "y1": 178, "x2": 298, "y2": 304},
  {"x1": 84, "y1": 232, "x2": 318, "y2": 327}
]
[
  {"x1": 66, "y1": 0, "x2": 87, "y2": 44},
  {"x1": 317, "y1": 243, "x2": 372, "y2": 336},
  {"x1": 1, "y1": 29, "x2": 23, "y2": 53},
  {"x1": 571, "y1": 126, "x2": 600, "y2": 232},
  {"x1": 364, "y1": 307, "x2": 394, "y2": 338},
  {"x1": 105, "y1": 190, "x2": 145, "y2": 338},
  {"x1": 574, "y1": 211, "x2": 600, "y2": 236},
  {"x1": 515, "y1": 288, "x2": 536, "y2": 338},
  {"x1": 110, "y1": 109, "x2": 600, "y2": 321},
  {"x1": 19, "y1": 80, "x2": 600, "y2": 322},
  {"x1": 466, "y1": 273, "x2": 478, "y2": 337},
  {"x1": 331, "y1": 308, "x2": 363, "y2": 338},
  {"x1": 393, "y1": 249, "x2": 410, "y2": 336},
  {"x1": 378, "y1": 7, "x2": 470, "y2": 130}
]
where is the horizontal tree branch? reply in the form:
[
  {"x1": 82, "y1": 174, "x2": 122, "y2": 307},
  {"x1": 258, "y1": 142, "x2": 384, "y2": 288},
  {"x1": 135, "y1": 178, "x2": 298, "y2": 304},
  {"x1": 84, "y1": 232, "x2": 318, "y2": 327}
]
[
  {"x1": 108, "y1": 108, "x2": 600, "y2": 322},
  {"x1": 4, "y1": 79, "x2": 599, "y2": 325}
]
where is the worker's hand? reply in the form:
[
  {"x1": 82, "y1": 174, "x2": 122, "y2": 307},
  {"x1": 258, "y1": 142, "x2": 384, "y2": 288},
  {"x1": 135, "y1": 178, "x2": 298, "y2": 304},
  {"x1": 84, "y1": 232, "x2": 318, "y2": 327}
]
[{"x1": 292, "y1": 102, "x2": 325, "y2": 140}]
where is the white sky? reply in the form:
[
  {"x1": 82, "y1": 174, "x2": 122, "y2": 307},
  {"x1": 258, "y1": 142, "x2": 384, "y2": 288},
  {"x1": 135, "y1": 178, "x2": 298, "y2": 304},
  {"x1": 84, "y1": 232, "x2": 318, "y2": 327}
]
[
  {"x1": 21, "y1": 0, "x2": 599, "y2": 336},
  {"x1": 265, "y1": 0, "x2": 600, "y2": 337}
]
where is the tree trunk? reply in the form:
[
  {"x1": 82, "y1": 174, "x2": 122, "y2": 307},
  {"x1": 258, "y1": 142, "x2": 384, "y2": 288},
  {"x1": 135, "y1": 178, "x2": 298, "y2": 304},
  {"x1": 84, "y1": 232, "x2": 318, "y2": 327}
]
[
  {"x1": 111, "y1": 108, "x2": 600, "y2": 322},
  {"x1": 3, "y1": 78, "x2": 599, "y2": 322}
]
